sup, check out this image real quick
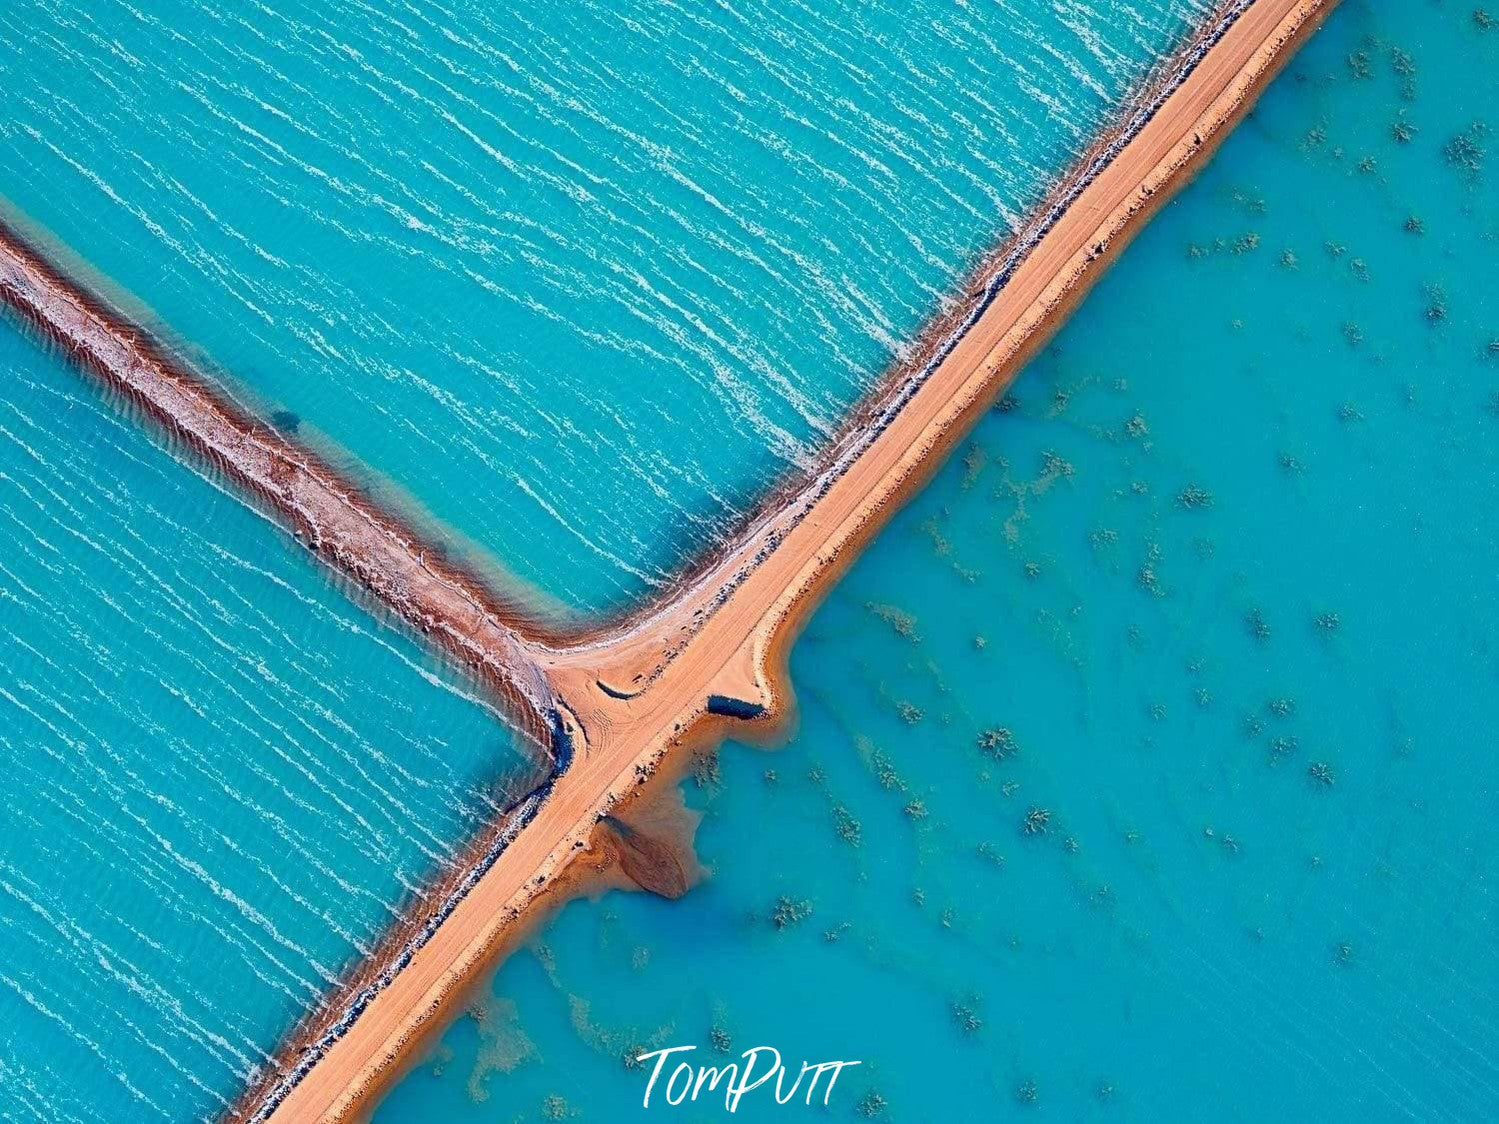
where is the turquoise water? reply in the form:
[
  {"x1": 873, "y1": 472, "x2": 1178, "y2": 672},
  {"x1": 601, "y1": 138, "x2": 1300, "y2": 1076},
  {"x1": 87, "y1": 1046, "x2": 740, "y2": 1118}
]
[
  {"x1": 0, "y1": 323, "x2": 539, "y2": 1121},
  {"x1": 0, "y1": 0, "x2": 1212, "y2": 615},
  {"x1": 378, "y1": 3, "x2": 1499, "y2": 1120}
]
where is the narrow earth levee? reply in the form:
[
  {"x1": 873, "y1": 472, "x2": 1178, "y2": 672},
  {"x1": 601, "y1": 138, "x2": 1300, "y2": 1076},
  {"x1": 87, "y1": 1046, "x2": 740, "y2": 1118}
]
[
  {"x1": 0, "y1": 225, "x2": 567, "y2": 750},
  {"x1": 0, "y1": 0, "x2": 1335, "y2": 1118}
]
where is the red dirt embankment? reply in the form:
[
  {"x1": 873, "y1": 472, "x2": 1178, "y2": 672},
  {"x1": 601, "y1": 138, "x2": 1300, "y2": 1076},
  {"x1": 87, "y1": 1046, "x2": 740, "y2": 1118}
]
[{"x1": 0, "y1": 1, "x2": 1334, "y2": 1117}]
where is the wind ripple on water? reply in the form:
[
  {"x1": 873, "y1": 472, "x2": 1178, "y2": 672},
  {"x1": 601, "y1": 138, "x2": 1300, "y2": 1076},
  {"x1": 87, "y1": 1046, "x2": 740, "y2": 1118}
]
[
  {"x1": 0, "y1": 0, "x2": 1214, "y2": 613},
  {"x1": 0, "y1": 338, "x2": 539, "y2": 1122}
]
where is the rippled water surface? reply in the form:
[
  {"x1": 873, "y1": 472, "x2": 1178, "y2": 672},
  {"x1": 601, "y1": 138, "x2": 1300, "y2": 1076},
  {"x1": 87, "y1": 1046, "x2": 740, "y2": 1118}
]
[
  {"x1": 378, "y1": 3, "x2": 1499, "y2": 1119},
  {"x1": 0, "y1": 0, "x2": 1213, "y2": 614},
  {"x1": 0, "y1": 323, "x2": 538, "y2": 1121}
]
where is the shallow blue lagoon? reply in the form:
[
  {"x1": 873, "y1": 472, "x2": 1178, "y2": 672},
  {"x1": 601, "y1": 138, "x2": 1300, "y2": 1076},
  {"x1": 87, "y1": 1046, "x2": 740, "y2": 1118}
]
[
  {"x1": 0, "y1": 323, "x2": 537, "y2": 1121},
  {"x1": 0, "y1": 0, "x2": 1212, "y2": 614},
  {"x1": 377, "y1": 2, "x2": 1499, "y2": 1120}
]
